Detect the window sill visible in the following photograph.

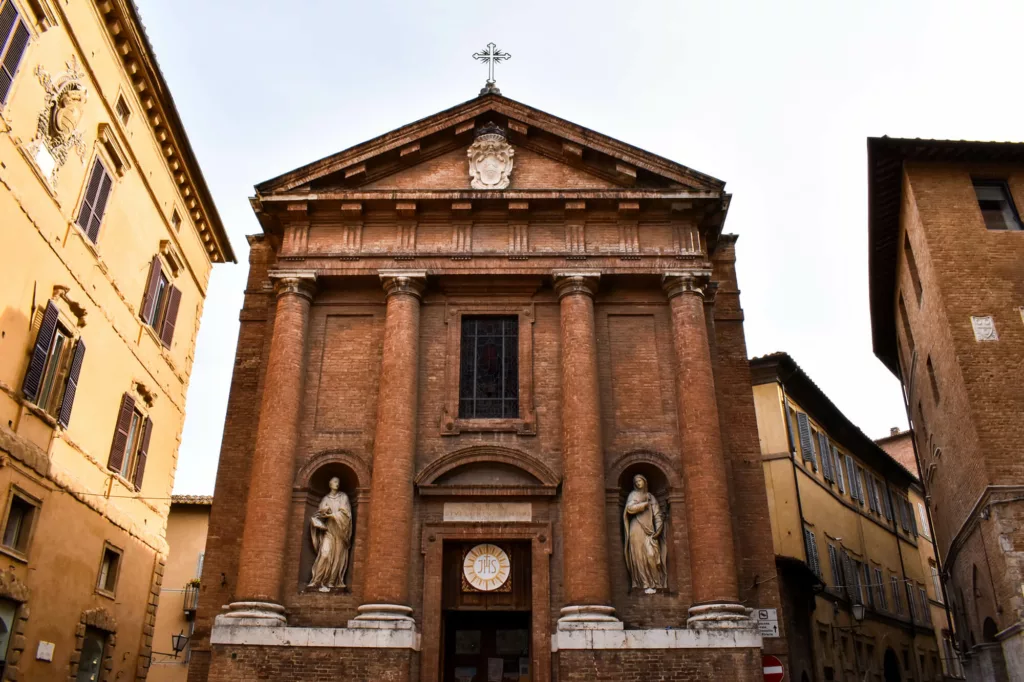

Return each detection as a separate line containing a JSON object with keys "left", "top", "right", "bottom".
{"left": 440, "top": 414, "right": 536, "bottom": 436}
{"left": 22, "top": 400, "right": 59, "bottom": 430}
{"left": 141, "top": 320, "right": 169, "bottom": 351}
{"left": 95, "top": 588, "right": 116, "bottom": 601}
{"left": 0, "top": 546, "right": 28, "bottom": 564}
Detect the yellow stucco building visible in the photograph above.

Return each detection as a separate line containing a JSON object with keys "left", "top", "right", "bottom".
{"left": 751, "top": 353, "right": 958, "bottom": 682}
{"left": 149, "top": 496, "right": 210, "bottom": 682}
{"left": 0, "top": 0, "right": 232, "bottom": 679}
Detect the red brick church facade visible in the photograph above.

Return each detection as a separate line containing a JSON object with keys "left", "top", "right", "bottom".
{"left": 187, "top": 90, "right": 786, "bottom": 681}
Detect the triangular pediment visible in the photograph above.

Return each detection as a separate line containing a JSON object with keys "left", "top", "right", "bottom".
{"left": 255, "top": 94, "right": 724, "bottom": 195}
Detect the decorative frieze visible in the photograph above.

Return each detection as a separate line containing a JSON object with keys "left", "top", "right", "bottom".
{"left": 565, "top": 201, "right": 587, "bottom": 257}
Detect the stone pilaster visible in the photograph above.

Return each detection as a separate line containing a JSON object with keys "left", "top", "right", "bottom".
{"left": 553, "top": 272, "right": 620, "bottom": 629}
{"left": 219, "top": 271, "right": 316, "bottom": 626}
{"left": 353, "top": 271, "right": 427, "bottom": 628}
{"left": 663, "top": 272, "right": 750, "bottom": 630}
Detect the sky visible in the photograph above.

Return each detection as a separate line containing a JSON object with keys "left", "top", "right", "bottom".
{"left": 138, "top": 0, "right": 1024, "bottom": 495}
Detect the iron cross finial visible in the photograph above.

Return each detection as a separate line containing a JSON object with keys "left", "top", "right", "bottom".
{"left": 473, "top": 43, "right": 511, "bottom": 89}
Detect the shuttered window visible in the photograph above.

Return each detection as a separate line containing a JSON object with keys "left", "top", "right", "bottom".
{"left": 862, "top": 563, "right": 874, "bottom": 607}
{"left": 76, "top": 159, "right": 113, "bottom": 243}
{"left": 140, "top": 256, "right": 182, "bottom": 348}
{"left": 0, "top": 1, "right": 30, "bottom": 105}
{"left": 846, "top": 456, "right": 861, "bottom": 504}
{"left": 107, "top": 393, "right": 152, "bottom": 490}
{"left": 21, "top": 301, "right": 86, "bottom": 427}
{"left": 919, "top": 588, "right": 931, "bottom": 623}
{"left": 818, "top": 432, "right": 834, "bottom": 482}
{"left": 907, "top": 499, "right": 918, "bottom": 537}
{"left": 803, "top": 528, "right": 821, "bottom": 577}
{"left": 833, "top": 446, "right": 846, "bottom": 494}
{"left": 875, "top": 568, "right": 887, "bottom": 610}
{"left": 898, "top": 497, "right": 911, "bottom": 532}
{"left": 827, "top": 544, "right": 842, "bottom": 589}
{"left": 795, "top": 412, "right": 817, "bottom": 471}
{"left": 881, "top": 480, "right": 894, "bottom": 520}
{"left": 891, "top": 576, "right": 902, "bottom": 614}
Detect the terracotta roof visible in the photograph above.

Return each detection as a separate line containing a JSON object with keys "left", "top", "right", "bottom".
{"left": 867, "top": 136, "right": 1024, "bottom": 375}
{"left": 171, "top": 495, "right": 213, "bottom": 506}
{"left": 749, "top": 352, "right": 918, "bottom": 486}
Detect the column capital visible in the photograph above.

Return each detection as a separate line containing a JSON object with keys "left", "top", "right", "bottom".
{"left": 662, "top": 271, "right": 711, "bottom": 300}
{"left": 553, "top": 271, "right": 600, "bottom": 300}
{"left": 379, "top": 270, "right": 427, "bottom": 300}
{"left": 269, "top": 270, "right": 317, "bottom": 301}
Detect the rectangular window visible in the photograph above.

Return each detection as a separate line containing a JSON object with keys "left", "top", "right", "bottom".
{"left": 833, "top": 445, "right": 846, "bottom": 494}
{"left": 107, "top": 393, "right": 152, "bottom": 490}
{"left": 803, "top": 528, "right": 821, "bottom": 577}
{"left": 891, "top": 576, "right": 903, "bottom": 614}
{"left": 860, "top": 562, "right": 872, "bottom": 607}
{"left": 898, "top": 293, "right": 915, "bottom": 356}
{"left": 171, "top": 209, "right": 182, "bottom": 232}
{"left": 846, "top": 456, "right": 862, "bottom": 504}
{"left": 919, "top": 587, "right": 931, "bottom": 623}
{"left": 458, "top": 316, "right": 519, "bottom": 419}
{"left": 930, "top": 561, "right": 943, "bottom": 603}
{"left": 917, "top": 502, "right": 931, "bottom": 539}
{"left": 75, "top": 159, "right": 113, "bottom": 243}
{"left": 76, "top": 626, "right": 107, "bottom": 682}
{"left": 96, "top": 544, "right": 122, "bottom": 595}
{"left": 0, "top": 1, "right": 30, "bottom": 105}
{"left": 880, "top": 479, "right": 894, "bottom": 521}
{"left": 140, "top": 256, "right": 182, "bottom": 348}
{"left": 827, "top": 543, "right": 842, "bottom": 589}
{"left": 115, "top": 94, "right": 130, "bottom": 125}
{"left": 903, "top": 234, "right": 923, "bottom": 304}
{"left": 875, "top": 568, "right": 887, "bottom": 610}
{"left": 818, "top": 432, "right": 834, "bottom": 482}
{"left": 21, "top": 302, "right": 86, "bottom": 427}
{"left": 973, "top": 180, "right": 1022, "bottom": 231}
{"left": 1, "top": 489, "right": 38, "bottom": 556}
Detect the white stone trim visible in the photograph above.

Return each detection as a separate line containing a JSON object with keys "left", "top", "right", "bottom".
{"left": 552, "top": 627, "right": 761, "bottom": 652}
{"left": 211, "top": 624, "right": 420, "bottom": 651}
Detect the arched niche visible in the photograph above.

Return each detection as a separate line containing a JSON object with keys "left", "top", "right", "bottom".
{"left": 607, "top": 450, "right": 680, "bottom": 496}
{"left": 294, "top": 451, "right": 365, "bottom": 592}
{"left": 416, "top": 446, "right": 559, "bottom": 497}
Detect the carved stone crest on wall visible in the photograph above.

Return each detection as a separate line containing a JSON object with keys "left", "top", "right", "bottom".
{"left": 467, "top": 121, "right": 514, "bottom": 190}
{"left": 27, "top": 56, "right": 88, "bottom": 181}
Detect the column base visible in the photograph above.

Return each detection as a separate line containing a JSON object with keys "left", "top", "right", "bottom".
{"left": 686, "top": 602, "right": 754, "bottom": 630}
{"left": 349, "top": 603, "right": 417, "bottom": 630}
{"left": 214, "top": 601, "right": 287, "bottom": 627}
{"left": 556, "top": 605, "right": 623, "bottom": 631}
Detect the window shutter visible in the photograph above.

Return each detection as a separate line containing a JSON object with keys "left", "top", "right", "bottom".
{"left": 803, "top": 528, "right": 820, "bottom": 576}
{"left": 899, "top": 498, "right": 910, "bottom": 531}
{"left": 107, "top": 393, "right": 135, "bottom": 473}
{"left": 864, "top": 475, "right": 875, "bottom": 512}
{"left": 881, "top": 481, "right": 894, "bottom": 520}
{"left": 141, "top": 256, "right": 162, "bottom": 324}
{"left": 908, "top": 500, "right": 918, "bottom": 536}
{"left": 796, "top": 413, "right": 816, "bottom": 470}
{"left": 818, "top": 433, "right": 833, "bottom": 481}
{"left": 827, "top": 544, "right": 839, "bottom": 588}
{"left": 833, "top": 446, "right": 845, "bottom": 493}
{"left": 159, "top": 285, "right": 181, "bottom": 348}
{"left": 132, "top": 417, "right": 151, "bottom": 490}
{"left": 0, "top": 7, "right": 28, "bottom": 105}
{"left": 863, "top": 564, "right": 873, "bottom": 607}
{"left": 919, "top": 588, "right": 930, "bottom": 622}
{"left": 876, "top": 569, "right": 887, "bottom": 609}
{"left": 56, "top": 338, "right": 86, "bottom": 428}
{"left": 22, "top": 301, "right": 59, "bottom": 402}
{"left": 845, "top": 456, "right": 859, "bottom": 502}
{"left": 86, "top": 170, "right": 113, "bottom": 242}
{"left": 76, "top": 161, "right": 105, "bottom": 233}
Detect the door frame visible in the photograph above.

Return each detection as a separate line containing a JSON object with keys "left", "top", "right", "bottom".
{"left": 420, "top": 521, "right": 552, "bottom": 682}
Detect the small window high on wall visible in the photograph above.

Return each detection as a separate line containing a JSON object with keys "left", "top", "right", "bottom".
{"left": 458, "top": 316, "right": 519, "bottom": 419}
{"left": 973, "top": 180, "right": 1022, "bottom": 231}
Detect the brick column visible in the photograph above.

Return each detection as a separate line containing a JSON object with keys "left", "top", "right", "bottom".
{"left": 352, "top": 271, "right": 427, "bottom": 628}
{"left": 663, "top": 272, "right": 750, "bottom": 629}
{"left": 220, "top": 272, "right": 316, "bottom": 626}
{"left": 553, "top": 272, "right": 620, "bottom": 628}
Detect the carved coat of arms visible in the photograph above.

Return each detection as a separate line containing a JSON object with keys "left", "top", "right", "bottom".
{"left": 27, "top": 56, "right": 88, "bottom": 181}
{"left": 467, "top": 121, "right": 514, "bottom": 190}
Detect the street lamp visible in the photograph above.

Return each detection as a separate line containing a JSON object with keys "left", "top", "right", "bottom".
{"left": 851, "top": 603, "right": 866, "bottom": 623}
{"left": 171, "top": 631, "right": 189, "bottom": 658}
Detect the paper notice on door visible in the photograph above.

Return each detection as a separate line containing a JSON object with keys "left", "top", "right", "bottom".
{"left": 454, "top": 666, "right": 476, "bottom": 682}
{"left": 487, "top": 657, "right": 503, "bottom": 681}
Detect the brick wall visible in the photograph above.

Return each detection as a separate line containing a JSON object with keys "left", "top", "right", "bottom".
{"left": 207, "top": 645, "right": 414, "bottom": 682}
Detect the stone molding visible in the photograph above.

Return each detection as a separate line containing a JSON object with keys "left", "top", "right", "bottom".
{"left": 269, "top": 270, "right": 317, "bottom": 301}
{"left": 551, "top": 626, "right": 762, "bottom": 652}
{"left": 379, "top": 270, "right": 427, "bottom": 299}
{"left": 662, "top": 271, "right": 712, "bottom": 300}
{"left": 210, "top": 624, "right": 420, "bottom": 651}
{"left": 687, "top": 603, "right": 755, "bottom": 630}
{"left": 215, "top": 601, "right": 287, "bottom": 627}
{"left": 552, "top": 271, "right": 600, "bottom": 299}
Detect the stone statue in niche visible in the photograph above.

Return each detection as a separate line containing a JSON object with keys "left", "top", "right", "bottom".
{"left": 307, "top": 476, "right": 352, "bottom": 592}
{"left": 623, "top": 474, "right": 667, "bottom": 593}
{"left": 467, "top": 121, "right": 514, "bottom": 190}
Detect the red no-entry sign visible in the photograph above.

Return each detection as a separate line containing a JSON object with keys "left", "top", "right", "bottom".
{"left": 763, "top": 655, "right": 784, "bottom": 682}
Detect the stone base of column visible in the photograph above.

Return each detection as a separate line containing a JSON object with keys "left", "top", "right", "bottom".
{"left": 214, "top": 601, "right": 287, "bottom": 627}
{"left": 349, "top": 603, "right": 417, "bottom": 630}
{"left": 556, "top": 605, "right": 623, "bottom": 631}
{"left": 686, "top": 603, "right": 754, "bottom": 630}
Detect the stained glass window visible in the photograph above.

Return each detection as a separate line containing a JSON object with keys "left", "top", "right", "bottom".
{"left": 459, "top": 316, "right": 519, "bottom": 419}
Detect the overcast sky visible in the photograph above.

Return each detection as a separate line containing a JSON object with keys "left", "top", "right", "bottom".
{"left": 139, "top": 0, "right": 1024, "bottom": 495}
